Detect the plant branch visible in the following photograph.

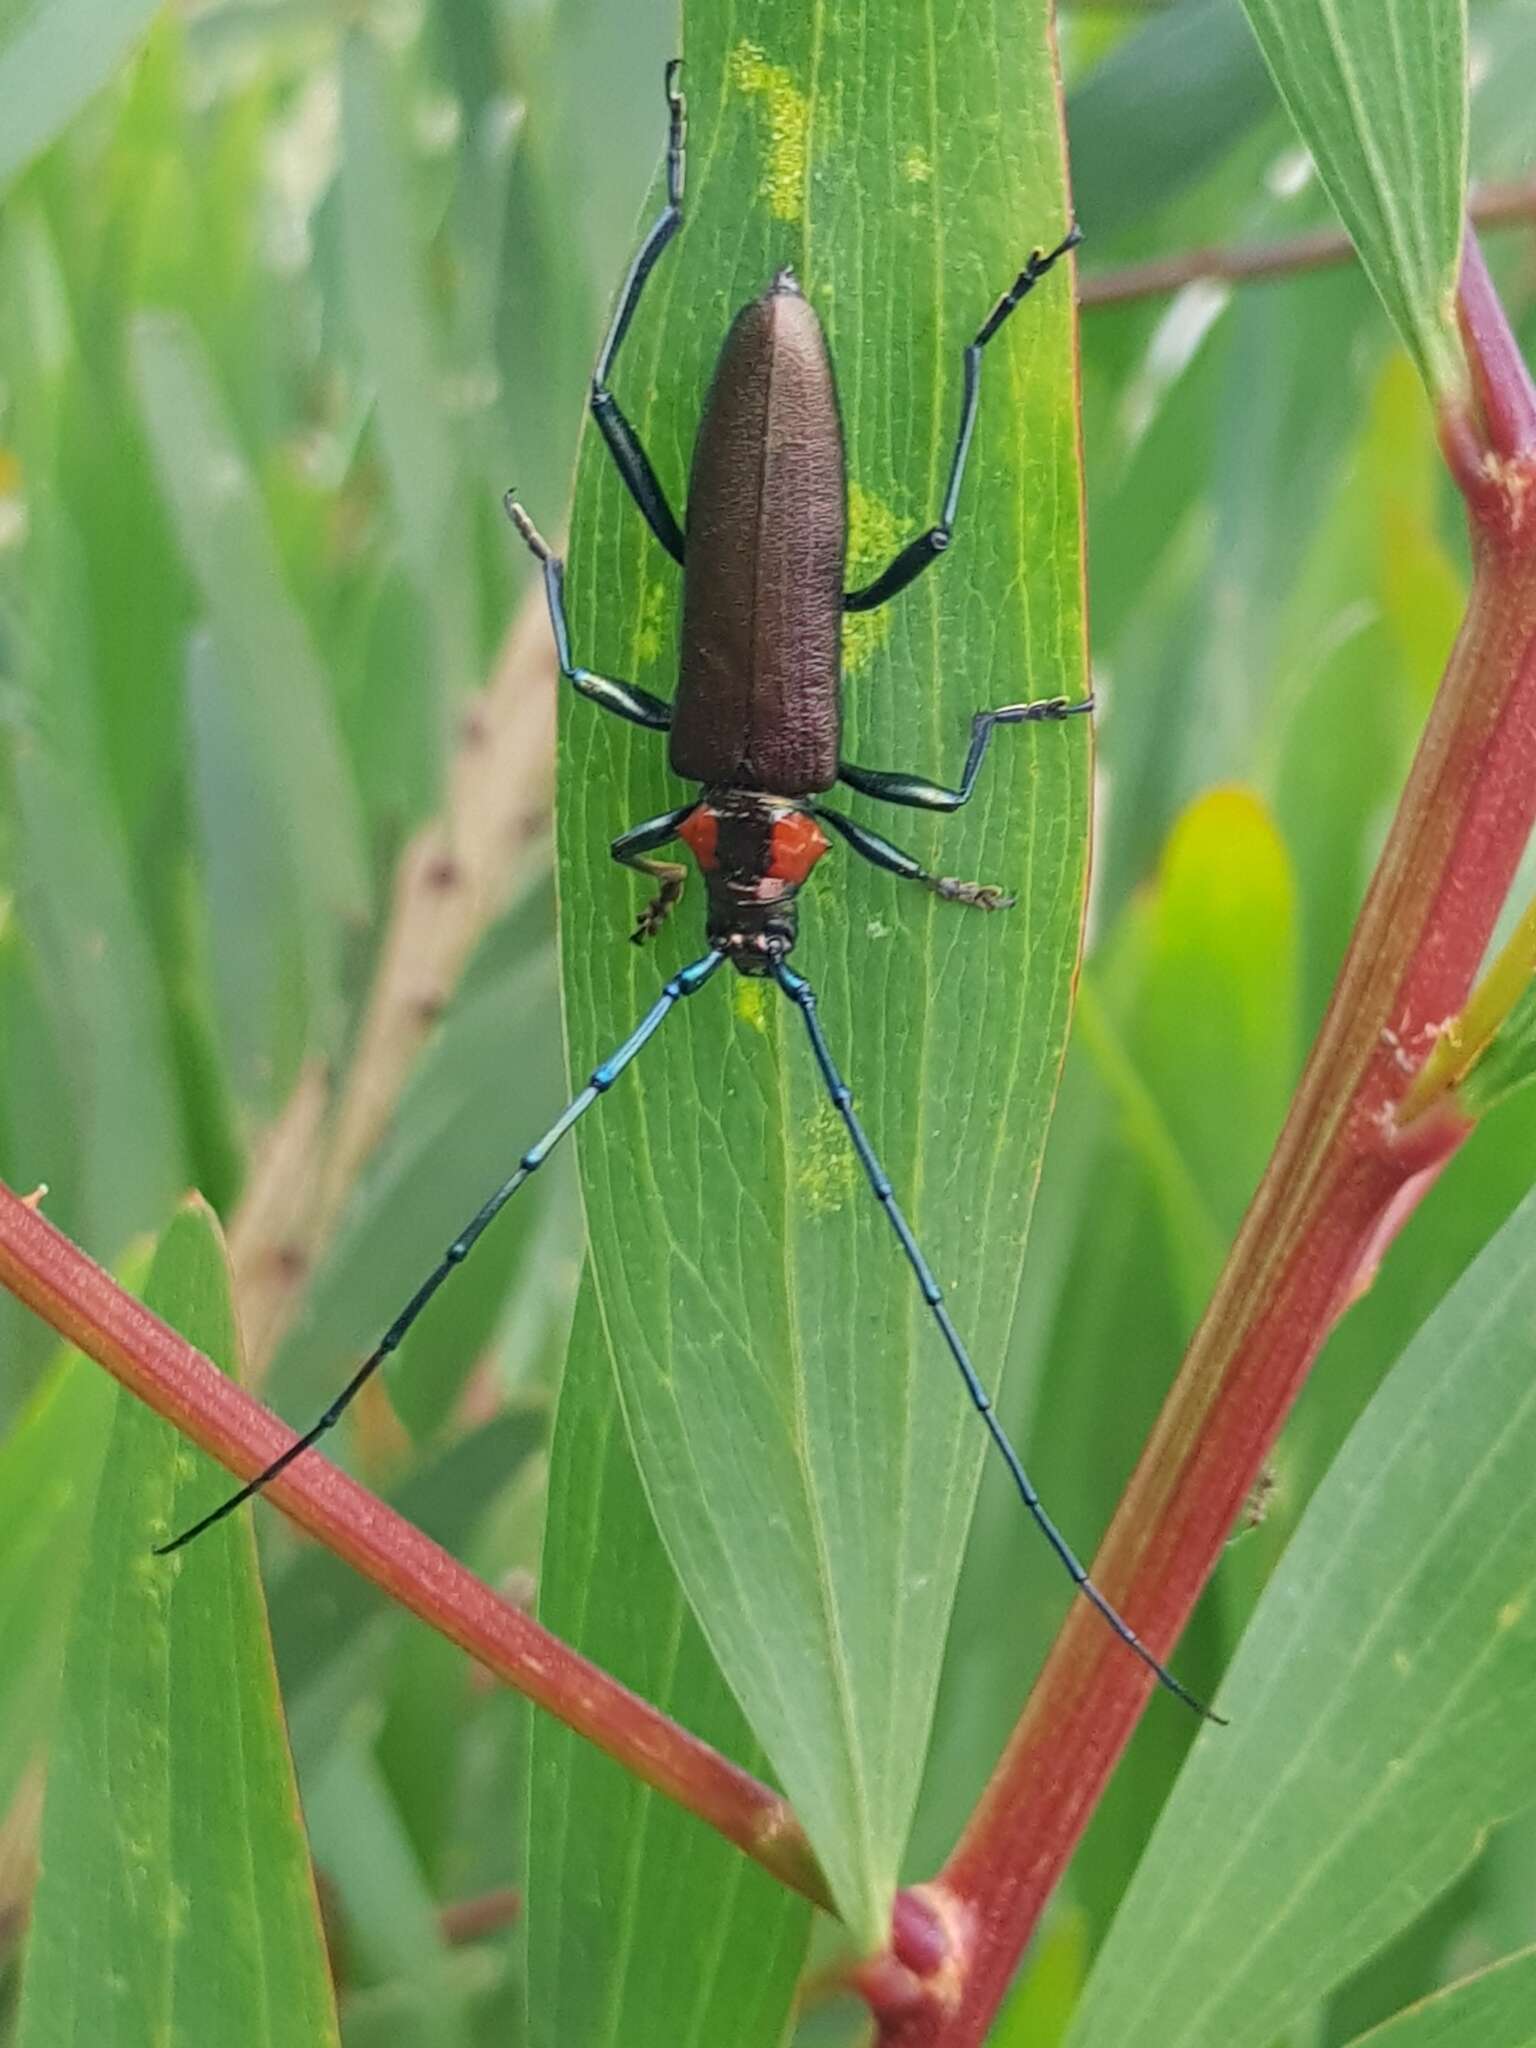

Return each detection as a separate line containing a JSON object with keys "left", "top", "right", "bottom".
{"left": 0, "top": 1180, "right": 830, "bottom": 1914}
{"left": 1080, "top": 178, "right": 1536, "bottom": 310}
{"left": 867, "top": 232, "right": 1536, "bottom": 2046}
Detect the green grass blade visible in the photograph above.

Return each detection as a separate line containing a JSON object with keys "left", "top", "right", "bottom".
{"left": 0, "top": 0, "right": 160, "bottom": 191}
{"left": 0, "top": 1355, "right": 113, "bottom": 1822}
{"left": 15, "top": 1202, "right": 339, "bottom": 2048}
{"left": 1065, "top": 1178, "right": 1536, "bottom": 2048}
{"left": 557, "top": 2, "right": 1086, "bottom": 1941}
{"left": 526, "top": 1284, "right": 810, "bottom": 2048}
{"left": 130, "top": 312, "right": 370, "bottom": 1031}
{"left": 1341, "top": 1947, "right": 1536, "bottom": 2048}
{"left": 1237, "top": 0, "right": 1468, "bottom": 396}
{"left": 305, "top": 1739, "right": 472, "bottom": 2048}
{"left": 1461, "top": 981, "right": 1536, "bottom": 1120}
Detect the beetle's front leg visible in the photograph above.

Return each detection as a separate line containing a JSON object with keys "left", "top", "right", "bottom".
{"left": 613, "top": 803, "right": 697, "bottom": 944}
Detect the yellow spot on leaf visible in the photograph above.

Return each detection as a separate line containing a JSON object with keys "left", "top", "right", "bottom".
{"left": 732, "top": 977, "right": 771, "bottom": 1032}
{"left": 798, "top": 1103, "right": 854, "bottom": 1215}
{"left": 728, "top": 41, "right": 809, "bottom": 222}
{"left": 844, "top": 480, "right": 902, "bottom": 671}
{"left": 635, "top": 578, "right": 669, "bottom": 664}
{"left": 1498, "top": 1596, "right": 1527, "bottom": 1631}
{"left": 903, "top": 147, "right": 933, "bottom": 184}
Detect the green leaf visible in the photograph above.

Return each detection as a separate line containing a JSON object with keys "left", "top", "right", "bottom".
{"left": 337, "top": 27, "right": 478, "bottom": 705}
{"left": 1068, "top": 0, "right": 1278, "bottom": 232}
{"left": 0, "top": 1354, "right": 113, "bottom": 1821}
{"left": 1132, "top": 786, "right": 1298, "bottom": 1248}
{"left": 0, "top": 0, "right": 161, "bottom": 191}
{"left": 16, "top": 1202, "right": 339, "bottom": 2048}
{"left": 526, "top": 1284, "right": 810, "bottom": 2048}
{"left": 994, "top": 1908, "right": 1090, "bottom": 2048}
{"left": 305, "top": 1738, "right": 473, "bottom": 2048}
{"left": 1341, "top": 1947, "right": 1536, "bottom": 2048}
{"left": 1461, "top": 979, "right": 1536, "bottom": 1121}
{"left": 130, "top": 311, "right": 370, "bottom": 1045}
{"left": 1065, "top": 1178, "right": 1536, "bottom": 2048}
{"left": 1236, "top": 0, "right": 1468, "bottom": 396}
{"left": 557, "top": 3, "right": 1087, "bottom": 1941}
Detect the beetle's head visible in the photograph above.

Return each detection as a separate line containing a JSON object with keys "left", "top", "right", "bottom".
{"left": 715, "top": 903, "right": 799, "bottom": 976}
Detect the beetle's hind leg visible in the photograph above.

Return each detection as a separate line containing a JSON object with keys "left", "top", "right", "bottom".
{"left": 504, "top": 497, "right": 674, "bottom": 732}
{"left": 614, "top": 803, "right": 697, "bottom": 943}
{"left": 815, "top": 806, "right": 1014, "bottom": 911}
{"left": 590, "top": 62, "right": 688, "bottom": 567}
{"left": 843, "top": 225, "right": 1081, "bottom": 614}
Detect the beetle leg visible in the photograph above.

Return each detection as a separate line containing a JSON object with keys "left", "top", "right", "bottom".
{"left": 589, "top": 62, "right": 688, "bottom": 566}
{"left": 815, "top": 805, "right": 1013, "bottom": 910}
{"left": 837, "top": 693, "right": 1093, "bottom": 812}
{"left": 504, "top": 497, "right": 674, "bottom": 731}
{"left": 613, "top": 802, "right": 697, "bottom": 943}
{"left": 155, "top": 947, "right": 728, "bottom": 1554}
{"left": 843, "top": 225, "right": 1081, "bottom": 614}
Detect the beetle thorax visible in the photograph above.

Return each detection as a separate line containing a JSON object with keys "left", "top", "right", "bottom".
{"left": 678, "top": 788, "right": 831, "bottom": 975}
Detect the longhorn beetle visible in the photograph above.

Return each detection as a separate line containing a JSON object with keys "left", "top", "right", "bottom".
{"left": 163, "top": 65, "right": 1213, "bottom": 1721}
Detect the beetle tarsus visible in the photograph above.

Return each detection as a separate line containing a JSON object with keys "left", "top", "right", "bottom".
{"left": 503, "top": 492, "right": 551, "bottom": 563}
{"left": 989, "top": 693, "right": 1087, "bottom": 726}
{"left": 663, "top": 59, "right": 686, "bottom": 203}
{"left": 927, "top": 876, "right": 1016, "bottom": 911}
{"left": 977, "top": 222, "right": 1084, "bottom": 346}
{"left": 631, "top": 872, "right": 687, "bottom": 944}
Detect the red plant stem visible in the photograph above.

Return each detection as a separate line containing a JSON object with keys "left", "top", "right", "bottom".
{"left": 871, "top": 236, "right": 1536, "bottom": 2045}
{"left": 0, "top": 1183, "right": 830, "bottom": 1914}
{"left": 439, "top": 1887, "right": 522, "bottom": 1944}
{"left": 1079, "top": 176, "right": 1536, "bottom": 309}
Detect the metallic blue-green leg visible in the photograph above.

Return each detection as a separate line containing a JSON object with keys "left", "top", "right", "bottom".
{"left": 589, "top": 61, "right": 687, "bottom": 565}
{"left": 157, "top": 949, "right": 727, "bottom": 1554}
{"left": 838, "top": 693, "right": 1092, "bottom": 813}
{"left": 504, "top": 496, "right": 673, "bottom": 731}
{"left": 843, "top": 225, "right": 1082, "bottom": 614}
{"left": 770, "top": 959, "right": 1219, "bottom": 1723}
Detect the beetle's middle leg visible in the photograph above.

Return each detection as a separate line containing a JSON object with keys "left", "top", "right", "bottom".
{"left": 504, "top": 497, "right": 674, "bottom": 733}
{"left": 589, "top": 61, "right": 688, "bottom": 567}
{"left": 613, "top": 803, "right": 697, "bottom": 944}
{"left": 838, "top": 693, "right": 1092, "bottom": 813}
{"left": 843, "top": 225, "right": 1081, "bottom": 615}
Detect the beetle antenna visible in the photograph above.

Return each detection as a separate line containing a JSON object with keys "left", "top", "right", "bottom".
{"left": 771, "top": 959, "right": 1222, "bottom": 1723}
{"left": 157, "top": 949, "right": 727, "bottom": 1555}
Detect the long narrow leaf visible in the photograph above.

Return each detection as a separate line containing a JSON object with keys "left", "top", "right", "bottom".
{"left": 527, "top": 1284, "right": 810, "bottom": 2048}
{"left": 557, "top": 0, "right": 1087, "bottom": 1940}
{"left": 16, "top": 1203, "right": 338, "bottom": 2048}
{"left": 1067, "top": 1179, "right": 1536, "bottom": 2048}
{"left": 1237, "top": 0, "right": 1468, "bottom": 396}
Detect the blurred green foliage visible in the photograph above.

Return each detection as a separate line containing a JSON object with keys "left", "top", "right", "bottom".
{"left": 2, "top": 1, "right": 1536, "bottom": 2044}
